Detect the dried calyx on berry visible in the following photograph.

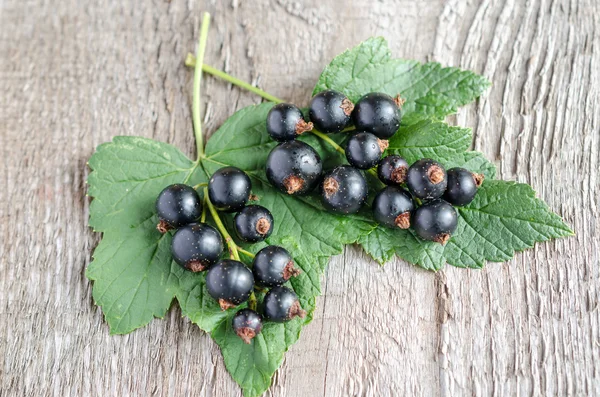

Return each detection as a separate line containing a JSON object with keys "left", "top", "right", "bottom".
{"left": 262, "top": 286, "right": 306, "bottom": 322}
{"left": 206, "top": 260, "right": 254, "bottom": 310}
{"left": 378, "top": 155, "right": 409, "bottom": 185}
{"left": 266, "top": 140, "right": 323, "bottom": 195}
{"left": 232, "top": 309, "right": 263, "bottom": 344}
{"left": 309, "top": 90, "right": 353, "bottom": 134}
{"left": 406, "top": 158, "right": 448, "bottom": 200}
{"left": 443, "top": 167, "right": 484, "bottom": 206}
{"left": 171, "top": 223, "right": 223, "bottom": 272}
{"left": 321, "top": 165, "right": 368, "bottom": 214}
{"left": 351, "top": 92, "right": 404, "bottom": 139}
{"left": 234, "top": 205, "right": 273, "bottom": 243}
{"left": 412, "top": 199, "right": 458, "bottom": 245}
{"left": 253, "top": 246, "right": 301, "bottom": 288}
{"left": 266, "top": 103, "right": 313, "bottom": 142}
{"left": 155, "top": 184, "right": 202, "bottom": 232}
{"left": 345, "top": 131, "right": 388, "bottom": 170}
{"left": 372, "top": 186, "right": 415, "bottom": 229}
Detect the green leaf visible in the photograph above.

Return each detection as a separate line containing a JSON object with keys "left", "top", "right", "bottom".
{"left": 87, "top": 137, "right": 206, "bottom": 334}
{"left": 86, "top": 37, "right": 572, "bottom": 397}
{"left": 359, "top": 180, "right": 574, "bottom": 269}
{"left": 445, "top": 181, "right": 574, "bottom": 268}
{"left": 313, "top": 37, "right": 491, "bottom": 125}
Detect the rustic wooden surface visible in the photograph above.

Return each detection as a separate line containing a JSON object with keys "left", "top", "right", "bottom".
{"left": 1, "top": 0, "right": 598, "bottom": 396}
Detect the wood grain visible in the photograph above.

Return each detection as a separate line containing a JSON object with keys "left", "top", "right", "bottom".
{"left": 0, "top": 0, "right": 597, "bottom": 396}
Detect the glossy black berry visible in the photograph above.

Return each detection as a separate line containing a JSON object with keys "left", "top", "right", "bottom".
{"left": 208, "top": 166, "right": 252, "bottom": 213}
{"left": 266, "top": 103, "right": 313, "bottom": 142}
{"left": 372, "top": 186, "right": 415, "bottom": 229}
{"left": 206, "top": 260, "right": 254, "bottom": 310}
{"left": 443, "top": 168, "right": 484, "bottom": 206}
{"left": 308, "top": 90, "right": 354, "bottom": 133}
{"left": 155, "top": 184, "right": 202, "bottom": 232}
{"left": 171, "top": 223, "right": 224, "bottom": 272}
{"left": 266, "top": 140, "right": 323, "bottom": 195}
{"left": 406, "top": 159, "right": 447, "bottom": 200}
{"left": 351, "top": 92, "right": 402, "bottom": 138}
{"left": 321, "top": 165, "right": 368, "bottom": 214}
{"left": 378, "top": 155, "right": 409, "bottom": 185}
{"left": 232, "top": 309, "right": 263, "bottom": 344}
{"left": 252, "top": 246, "right": 300, "bottom": 288}
{"left": 262, "top": 286, "right": 306, "bottom": 323}
{"left": 345, "top": 131, "right": 388, "bottom": 170}
{"left": 412, "top": 199, "right": 458, "bottom": 245}
{"left": 234, "top": 205, "right": 273, "bottom": 243}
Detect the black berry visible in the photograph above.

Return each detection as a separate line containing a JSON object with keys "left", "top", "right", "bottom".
{"left": 443, "top": 167, "right": 484, "bottom": 206}
{"left": 262, "top": 286, "right": 306, "bottom": 323}
{"left": 234, "top": 205, "right": 273, "bottom": 243}
{"left": 266, "top": 103, "right": 313, "bottom": 142}
{"left": 406, "top": 159, "right": 447, "bottom": 200}
{"left": 266, "top": 140, "right": 323, "bottom": 195}
{"left": 208, "top": 166, "right": 252, "bottom": 213}
{"left": 252, "top": 246, "right": 300, "bottom": 288}
{"left": 232, "top": 308, "right": 263, "bottom": 344}
{"left": 155, "top": 184, "right": 202, "bottom": 232}
{"left": 206, "top": 260, "right": 254, "bottom": 310}
{"left": 351, "top": 92, "right": 403, "bottom": 138}
{"left": 412, "top": 199, "right": 458, "bottom": 245}
{"left": 171, "top": 223, "right": 224, "bottom": 272}
{"left": 308, "top": 90, "right": 354, "bottom": 133}
{"left": 372, "top": 186, "right": 415, "bottom": 229}
{"left": 345, "top": 131, "right": 388, "bottom": 170}
{"left": 321, "top": 165, "right": 368, "bottom": 214}
{"left": 378, "top": 155, "right": 409, "bottom": 185}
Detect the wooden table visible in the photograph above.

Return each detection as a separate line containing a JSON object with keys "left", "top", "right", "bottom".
{"left": 1, "top": 1, "right": 598, "bottom": 395}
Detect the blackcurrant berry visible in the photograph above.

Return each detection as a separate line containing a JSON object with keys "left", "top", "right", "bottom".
{"left": 262, "top": 286, "right": 306, "bottom": 322}
{"left": 345, "top": 131, "right": 388, "bottom": 170}
{"left": 372, "top": 186, "right": 415, "bottom": 229}
{"left": 208, "top": 166, "right": 252, "bottom": 213}
{"left": 171, "top": 223, "right": 224, "bottom": 272}
{"left": 412, "top": 199, "right": 458, "bottom": 245}
{"left": 266, "top": 103, "right": 313, "bottom": 142}
{"left": 309, "top": 90, "right": 354, "bottom": 133}
{"left": 234, "top": 205, "right": 273, "bottom": 243}
{"left": 321, "top": 165, "right": 368, "bottom": 214}
{"left": 406, "top": 159, "right": 447, "bottom": 200}
{"left": 378, "top": 155, "right": 409, "bottom": 185}
{"left": 252, "top": 246, "right": 300, "bottom": 288}
{"left": 206, "top": 260, "right": 254, "bottom": 310}
{"left": 232, "top": 308, "right": 263, "bottom": 344}
{"left": 155, "top": 184, "right": 202, "bottom": 232}
{"left": 351, "top": 92, "right": 403, "bottom": 138}
{"left": 266, "top": 140, "right": 323, "bottom": 195}
{"left": 443, "top": 167, "right": 484, "bottom": 206}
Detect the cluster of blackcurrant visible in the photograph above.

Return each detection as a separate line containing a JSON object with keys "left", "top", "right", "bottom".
{"left": 264, "top": 89, "right": 484, "bottom": 244}
{"left": 154, "top": 168, "right": 305, "bottom": 344}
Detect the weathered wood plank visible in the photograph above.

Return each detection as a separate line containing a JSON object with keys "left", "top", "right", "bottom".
{"left": 0, "top": 0, "right": 596, "bottom": 396}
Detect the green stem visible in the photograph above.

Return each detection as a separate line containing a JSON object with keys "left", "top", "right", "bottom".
{"left": 192, "top": 13, "right": 211, "bottom": 159}
{"left": 204, "top": 187, "right": 240, "bottom": 261}
{"left": 238, "top": 247, "right": 256, "bottom": 259}
{"left": 193, "top": 182, "right": 208, "bottom": 189}
{"left": 186, "top": 55, "right": 284, "bottom": 104}
{"left": 248, "top": 292, "right": 257, "bottom": 311}
{"left": 201, "top": 195, "right": 208, "bottom": 223}
{"left": 187, "top": 53, "right": 350, "bottom": 163}
{"left": 310, "top": 129, "right": 345, "bottom": 155}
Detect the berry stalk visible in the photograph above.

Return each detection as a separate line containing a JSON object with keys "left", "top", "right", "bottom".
{"left": 185, "top": 55, "right": 284, "bottom": 104}
{"left": 184, "top": 56, "right": 352, "bottom": 160}
{"left": 203, "top": 187, "right": 240, "bottom": 261}
{"left": 192, "top": 13, "right": 211, "bottom": 159}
